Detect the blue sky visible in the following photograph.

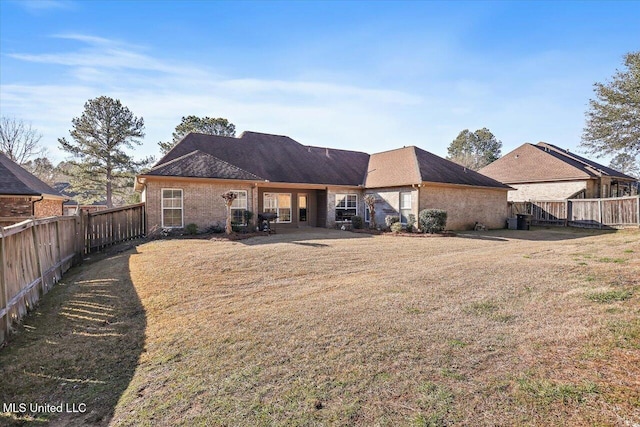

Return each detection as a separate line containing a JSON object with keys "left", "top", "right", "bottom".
{"left": 1, "top": 0, "right": 639, "bottom": 165}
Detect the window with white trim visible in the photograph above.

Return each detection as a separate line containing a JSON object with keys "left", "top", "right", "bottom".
{"left": 263, "top": 193, "right": 292, "bottom": 223}
{"left": 400, "top": 192, "right": 412, "bottom": 224}
{"left": 335, "top": 193, "right": 357, "bottom": 222}
{"left": 364, "top": 199, "right": 371, "bottom": 223}
{"left": 231, "top": 190, "right": 248, "bottom": 225}
{"left": 162, "top": 188, "right": 183, "bottom": 228}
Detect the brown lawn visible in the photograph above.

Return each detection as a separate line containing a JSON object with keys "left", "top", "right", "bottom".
{"left": 1, "top": 227, "right": 639, "bottom": 426}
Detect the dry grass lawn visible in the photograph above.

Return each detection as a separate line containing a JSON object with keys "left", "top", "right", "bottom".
{"left": 1, "top": 227, "right": 639, "bottom": 426}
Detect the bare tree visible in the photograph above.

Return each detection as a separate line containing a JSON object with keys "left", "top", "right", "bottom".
{"left": 0, "top": 116, "right": 45, "bottom": 163}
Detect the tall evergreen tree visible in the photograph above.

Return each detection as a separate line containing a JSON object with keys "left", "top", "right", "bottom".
{"left": 58, "top": 96, "right": 150, "bottom": 208}
{"left": 581, "top": 51, "right": 640, "bottom": 157}
{"left": 447, "top": 128, "right": 502, "bottom": 170}
{"left": 158, "top": 116, "right": 236, "bottom": 155}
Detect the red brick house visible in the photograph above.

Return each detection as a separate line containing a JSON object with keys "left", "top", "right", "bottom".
{"left": 135, "top": 131, "right": 511, "bottom": 233}
{"left": 0, "top": 152, "right": 66, "bottom": 226}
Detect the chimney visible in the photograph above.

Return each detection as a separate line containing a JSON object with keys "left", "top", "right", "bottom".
{"left": 325, "top": 147, "right": 330, "bottom": 158}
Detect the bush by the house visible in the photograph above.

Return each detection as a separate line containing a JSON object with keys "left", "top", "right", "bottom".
{"left": 419, "top": 209, "right": 447, "bottom": 234}
{"left": 207, "top": 223, "right": 224, "bottom": 234}
{"left": 385, "top": 215, "right": 400, "bottom": 228}
{"left": 351, "top": 215, "right": 363, "bottom": 229}
{"left": 390, "top": 222, "right": 403, "bottom": 233}
{"left": 185, "top": 223, "right": 198, "bottom": 235}
{"left": 406, "top": 214, "right": 416, "bottom": 233}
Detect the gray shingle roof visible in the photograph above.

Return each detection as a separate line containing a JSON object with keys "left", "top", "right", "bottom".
{"left": 154, "top": 131, "right": 370, "bottom": 186}
{"left": 148, "top": 150, "right": 264, "bottom": 181}
{"left": 0, "top": 152, "right": 63, "bottom": 197}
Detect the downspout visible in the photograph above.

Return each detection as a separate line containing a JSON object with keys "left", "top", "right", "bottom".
{"left": 31, "top": 196, "right": 44, "bottom": 217}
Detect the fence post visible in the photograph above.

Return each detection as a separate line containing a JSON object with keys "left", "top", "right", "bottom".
{"left": 637, "top": 196, "right": 640, "bottom": 228}
{"left": 564, "top": 200, "right": 569, "bottom": 227}
{"left": 598, "top": 199, "right": 603, "bottom": 229}
{"left": 31, "top": 221, "right": 46, "bottom": 294}
{"left": 1, "top": 226, "right": 8, "bottom": 341}
{"left": 75, "top": 213, "right": 84, "bottom": 264}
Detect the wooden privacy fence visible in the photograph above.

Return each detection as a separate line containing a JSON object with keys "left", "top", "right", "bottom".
{"left": 84, "top": 203, "right": 145, "bottom": 254}
{"left": 0, "top": 203, "right": 146, "bottom": 344}
{"left": 509, "top": 196, "right": 640, "bottom": 228}
{"left": 0, "top": 216, "right": 81, "bottom": 343}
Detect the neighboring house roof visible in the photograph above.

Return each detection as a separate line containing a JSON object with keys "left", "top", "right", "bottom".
{"left": 479, "top": 142, "right": 637, "bottom": 184}
{"left": 365, "top": 146, "right": 511, "bottom": 189}
{"left": 53, "top": 182, "right": 107, "bottom": 206}
{"left": 0, "top": 152, "right": 64, "bottom": 198}
{"left": 153, "top": 131, "right": 370, "bottom": 186}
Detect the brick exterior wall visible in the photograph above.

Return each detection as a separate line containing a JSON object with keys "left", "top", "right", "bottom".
{"left": 34, "top": 198, "right": 64, "bottom": 217}
{"left": 0, "top": 197, "right": 32, "bottom": 217}
{"left": 326, "top": 188, "right": 364, "bottom": 229}
{"left": 419, "top": 185, "right": 508, "bottom": 230}
{"left": 507, "top": 180, "right": 590, "bottom": 202}
{"left": 144, "top": 180, "right": 255, "bottom": 235}
{"left": 363, "top": 187, "right": 418, "bottom": 227}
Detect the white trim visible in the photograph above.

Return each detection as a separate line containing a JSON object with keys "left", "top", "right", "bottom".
{"left": 400, "top": 191, "right": 412, "bottom": 224}
{"left": 335, "top": 193, "right": 358, "bottom": 222}
{"left": 161, "top": 188, "right": 183, "bottom": 228}
{"left": 263, "top": 192, "right": 292, "bottom": 223}
{"left": 230, "top": 190, "right": 248, "bottom": 225}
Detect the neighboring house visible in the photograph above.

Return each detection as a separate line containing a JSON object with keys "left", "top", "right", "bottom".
{"left": 134, "top": 131, "right": 511, "bottom": 233}
{"left": 0, "top": 152, "right": 66, "bottom": 226}
{"left": 53, "top": 182, "right": 108, "bottom": 216}
{"left": 479, "top": 142, "right": 638, "bottom": 202}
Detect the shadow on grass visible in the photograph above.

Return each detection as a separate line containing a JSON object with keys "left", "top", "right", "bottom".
{"left": 458, "top": 227, "right": 619, "bottom": 242}
{"left": 0, "top": 249, "right": 145, "bottom": 426}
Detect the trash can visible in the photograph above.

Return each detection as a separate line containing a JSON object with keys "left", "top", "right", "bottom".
{"left": 516, "top": 214, "right": 532, "bottom": 230}
{"left": 507, "top": 218, "right": 518, "bottom": 230}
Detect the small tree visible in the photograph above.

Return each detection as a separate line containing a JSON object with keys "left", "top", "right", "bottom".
{"left": 0, "top": 116, "right": 45, "bottom": 163}
{"left": 221, "top": 191, "right": 237, "bottom": 234}
{"left": 419, "top": 209, "right": 448, "bottom": 234}
{"left": 363, "top": 194, "right": 376, "bottom": 229}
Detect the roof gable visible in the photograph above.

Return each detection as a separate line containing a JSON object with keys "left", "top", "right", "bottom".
{"left": 0, "top": 152, "right": 62, "bottom": 197}
{"left": 154, "top": 131, "right": 370, "bottom": 186}
{"left": 479, "top": 143, "right": 637, "bottom": 183}
{"left": 365, "top": 147, "right": 422, "bottom": 187}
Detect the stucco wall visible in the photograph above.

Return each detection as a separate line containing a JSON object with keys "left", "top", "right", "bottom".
{"left": 419, "top": 185, "right": 508, "bottom": 230}
{"left": 144, "top": 180, "right": 255, "bottom": 235}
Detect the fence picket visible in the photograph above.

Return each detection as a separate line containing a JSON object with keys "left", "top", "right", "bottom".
{"left": 0, "top": 203, "right": 146, "bottom": 344}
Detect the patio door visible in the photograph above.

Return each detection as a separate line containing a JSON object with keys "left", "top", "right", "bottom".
{"left": 298, "top": 194, "right": 308, "bottom": 225}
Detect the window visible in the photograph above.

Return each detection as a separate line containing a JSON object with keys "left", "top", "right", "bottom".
{"left": 263, "top": 193, "right": 292, "bottom": 223}
{"left": 400, "top": 192, "right": 412, "bottom": 223}
{"left": 231, "top": 190, "right": 248, "bottom": 225}
{"left": 162, "top": 189, "right": 183, "bottom": 228}
{"left": 335, "top": 193, "right": 357, "bottom": 222}
{"left": 299, "top": 194, "right": 307, "bottom": 222}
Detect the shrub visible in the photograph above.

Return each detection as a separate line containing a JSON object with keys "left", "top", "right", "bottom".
{"left": 406, "top": 214, "right": 416, "bottom": 232}
{"left": 390, "top": 222, "right": 403, "bottom": 233}
{"left": 185, "top": 223, "right": 198, "bottom": 235}
{"left": 243, "top": 210, "right": 254, "bottom": 224}
{"left": 385, "top": 215, "right": 400, "bottom": 227}
{"left": 419, "top": 209, "right": 447, "bottom": 234}
{"left": 207, "top": 223, "right": 224, "bottom": 234}
{"left": 351, "top": 215, "right": 363, "bottom": 229}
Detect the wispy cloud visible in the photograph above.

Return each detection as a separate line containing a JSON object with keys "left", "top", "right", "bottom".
{"left": 13, "top": 0, "right": 73, "bottom": 12}
{"left": 1, "top": 33, "right": 426, "bottom": 162}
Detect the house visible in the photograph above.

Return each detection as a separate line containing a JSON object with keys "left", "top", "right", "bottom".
{"left": 0, "top": 152, "right": 66, "bottom": 226}
{"left": 53, "top": 182, "right": 108, "bottom": 216}
{"left": 478, "top": 142, "right": 638, "bottom": 202}
{"left": 134, "top": 131, "right": 511, "bottom": 233}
